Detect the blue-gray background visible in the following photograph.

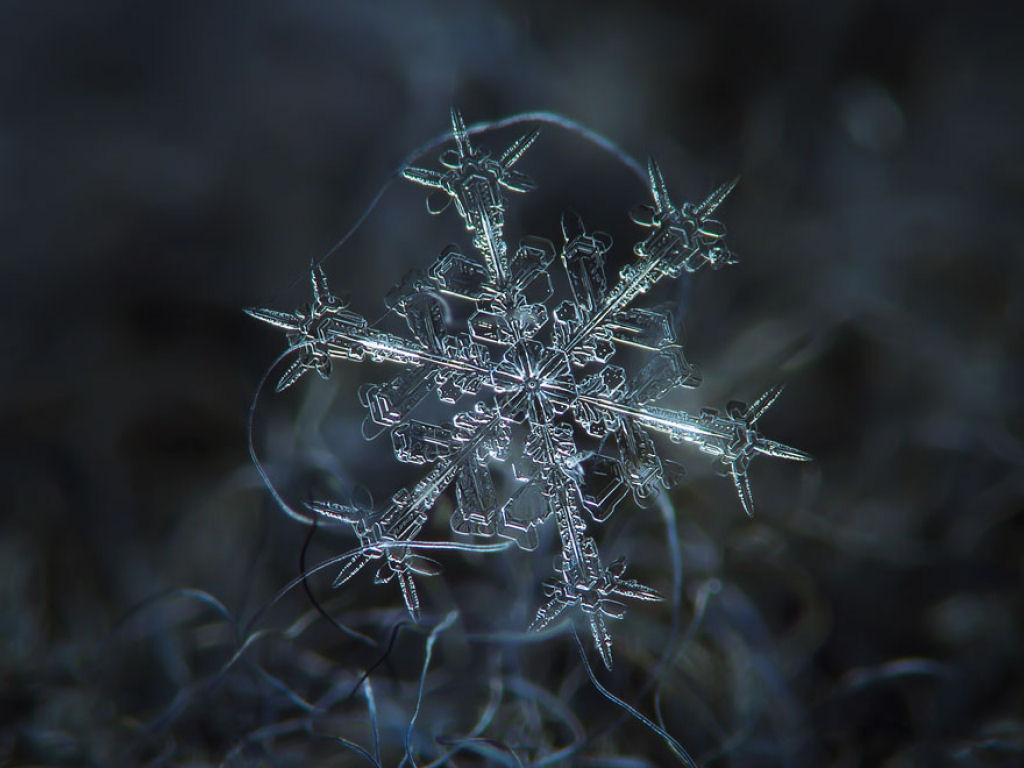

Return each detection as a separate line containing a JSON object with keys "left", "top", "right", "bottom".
{"left": 1, "top": 1, "right": 1021, "bottom": 766}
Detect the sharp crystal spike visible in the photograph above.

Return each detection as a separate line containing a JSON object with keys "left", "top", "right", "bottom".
{"left": 402, "top": 165, "right": 446, "bottom": 190}
{"left": 744, "top": 383, "right": 785, "bottom": 424}
{"left": 731, "top": 464, "right": 755, "bottom": 517}
{"left": 647, "top": 157, "right": 671, "bottom": 212}
{"left": 500, "top": 127, "right": 540, "bottom": 169}
{"left": 245, "top": 306, "right": 301, "bottom": 332}
{"left": 450, "top": 107, "right": 471, "bottom": 158}
{"left": 694, "top": 175, "right": 740, "bottom": 219}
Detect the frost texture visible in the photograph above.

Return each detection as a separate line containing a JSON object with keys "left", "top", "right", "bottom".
{"left": 248, "top": 110, "right": 810, "bottom": 669}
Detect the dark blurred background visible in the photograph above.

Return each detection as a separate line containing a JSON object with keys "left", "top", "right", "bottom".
{"left": 1, "top": 1, "right": 1022, "bottom": 766}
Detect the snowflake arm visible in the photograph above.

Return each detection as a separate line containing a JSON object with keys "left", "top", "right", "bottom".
{"left": 402, "top": 108, "right": 540, "bottom": 286}
{"left": 569, "top": 384, "right": 812, "bottom": 516}
{"left": 306, "top": 404, "right": 507, "bottom": 618}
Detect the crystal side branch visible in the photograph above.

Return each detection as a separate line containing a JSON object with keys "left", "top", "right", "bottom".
{"left": 247, "top": 110, "right": 811, "bottom": 669}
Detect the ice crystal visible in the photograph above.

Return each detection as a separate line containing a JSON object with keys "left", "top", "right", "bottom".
{"left": 248, "top": 110, "right": 810, "bottom": 669}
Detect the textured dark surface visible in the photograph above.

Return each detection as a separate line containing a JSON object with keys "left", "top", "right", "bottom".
{"left": 2, "top": 1, "right": 1022, "bottom": 766}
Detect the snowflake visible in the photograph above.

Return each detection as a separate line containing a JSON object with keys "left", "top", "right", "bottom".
{"left": 248, "top": 110, "right": 810, "bottom": 669}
